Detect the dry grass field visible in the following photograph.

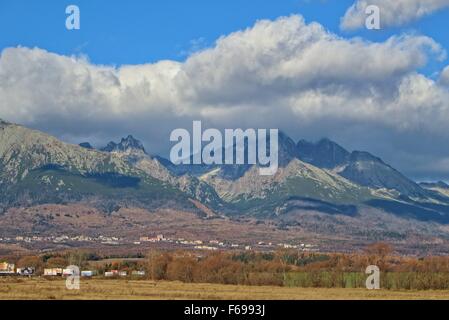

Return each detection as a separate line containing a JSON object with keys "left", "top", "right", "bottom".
{"left": 1, "top": 278, "right": 449, "bottom": 300}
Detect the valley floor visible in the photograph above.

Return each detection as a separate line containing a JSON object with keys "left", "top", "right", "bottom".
{"left": 1, "top": 278, "right": 449, "bottom": 300}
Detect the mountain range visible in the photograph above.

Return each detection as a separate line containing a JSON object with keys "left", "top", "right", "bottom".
{"left": 2, "top": 118, "right": 449, "bottom": 251}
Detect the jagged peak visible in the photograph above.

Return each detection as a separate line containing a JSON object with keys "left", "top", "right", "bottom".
{"left": 79, "top": 142, "right": 94, "bottom": 150}
{"left": 120, "top": 135, "right": 146, "bottom": 153}
{"left": 101, "top": 135, "right": 146, "bottom": 154}
{"left": 278, "top": 131, "right": 296, "bottom": 146}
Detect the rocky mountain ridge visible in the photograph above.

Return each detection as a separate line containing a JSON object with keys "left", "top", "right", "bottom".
{"left": 1, "top": 119, "right": 449, "bottom": 227}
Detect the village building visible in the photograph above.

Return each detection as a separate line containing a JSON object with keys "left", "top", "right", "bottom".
{"left": 81, "top": 271, "right": 95, "bottom": 277}
{"left": 16, "top": 267, "right": 35, "bottom": 276}
{"left": 0, "top": 262, "right": 15, "bottom": 275}
{"left": 44, "top": 268, "right": 63, "bottom": 276}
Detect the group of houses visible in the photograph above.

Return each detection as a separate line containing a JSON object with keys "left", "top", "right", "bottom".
{"left": 103, "top": 270, "right": 146, "bottom": 277}
{"left": 0, "top": 262, "right": 35, "bottom": 276}
{"left": 1, "top": 261, "right": 145, "bottom": 278}
{"left": 43, "top": 268, "right": 146, "bottom": 277}
{"left": 43, "top": 268, "right": 96, "bottom": 277}
{"left": 136, "top": 234, "right": 318, "bottom": 252}
{"left": 0, "top": 235, "right": 121, "bottom": 245}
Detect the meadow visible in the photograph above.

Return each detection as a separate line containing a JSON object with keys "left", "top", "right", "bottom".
{"left": 2, "top": 278, "right": 449, "bottom": 300}
{"left": 5, "top": 243, "right": 449, "bottom": 299}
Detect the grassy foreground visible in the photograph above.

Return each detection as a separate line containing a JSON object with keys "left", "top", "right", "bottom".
{"left": 1, "top": 278, "right": 449, "bottom": 300}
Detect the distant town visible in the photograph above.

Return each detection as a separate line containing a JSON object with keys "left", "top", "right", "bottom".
{"left": 0, "top": 233, "right": 318, "bottom": 252}
{"left": 0, "top": 233, "right": 318, "bottom": 279}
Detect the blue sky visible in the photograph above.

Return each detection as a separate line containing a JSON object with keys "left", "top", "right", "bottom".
{"left": 1, "top": 0, "right": 448, "bottom": 74}
{"left": 3, "top": 1, "right": 449, "bottom": 181}
{"left": 1, "top": 0, "right": 347, "bottom": 64}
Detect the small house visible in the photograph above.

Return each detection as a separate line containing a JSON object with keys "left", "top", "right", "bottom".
{"left": 104, "top": 270, "right": 118, "bottom": 277}
{"left": 17, "top": 267, "right": 35, "bottom": 276}
{"left": 44, "top": 268, "right": 63, "bottom": 276}
{"left": 63, "top": 268, "right": 76, "bottom": 276}
{"left": 81, "top": 270, "right": 95, "bottom": 277}
{"left": 0, "top": 262, "right": 15, "bottom": 274}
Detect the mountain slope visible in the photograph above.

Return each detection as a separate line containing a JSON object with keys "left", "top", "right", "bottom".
{"left": 160, "top": 131, "right": 300, "bottom": 180}
{"left": 98, "top": 135, "right": 224, "bottom": 209}
{"left": 0, "top": 120, "right": 194, "bottom": 212}
{"left": 297, "top": 138, "right": 350, "bottom": 169}
{"left": 420, "top": 181, "right": 449, "bottom": 198}
{"left": 3, "top": 119, "right": 449, "bottom": 227}
{"left": 297, "top": 138, "right": 429, "bottom": 198}
{"left": 340, "top": 151, "right": 428, "bottom": 198}
{"left": 0, "top": 120, "right": 128, "bottom": 184}
{"left": 200, "top": 158, "right": 376, "bottom": 217}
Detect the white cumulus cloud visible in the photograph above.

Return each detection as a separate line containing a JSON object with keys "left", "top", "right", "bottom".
{"left": 341, "top": 0, "right": 449, "bottom": 30}
{"left": 1, "top": 15, "right": 449, "bottom": 179}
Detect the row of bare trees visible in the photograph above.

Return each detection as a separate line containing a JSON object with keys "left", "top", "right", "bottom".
{"left": 6, "top": 243, "right": 449, "bottom": 289}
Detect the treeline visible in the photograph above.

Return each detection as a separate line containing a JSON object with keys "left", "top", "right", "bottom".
{"left": 5, "top": 243, "right": 449, "bottom": 290}
{"left": 145, "top": 243, "right": 449, "bottom": 289}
